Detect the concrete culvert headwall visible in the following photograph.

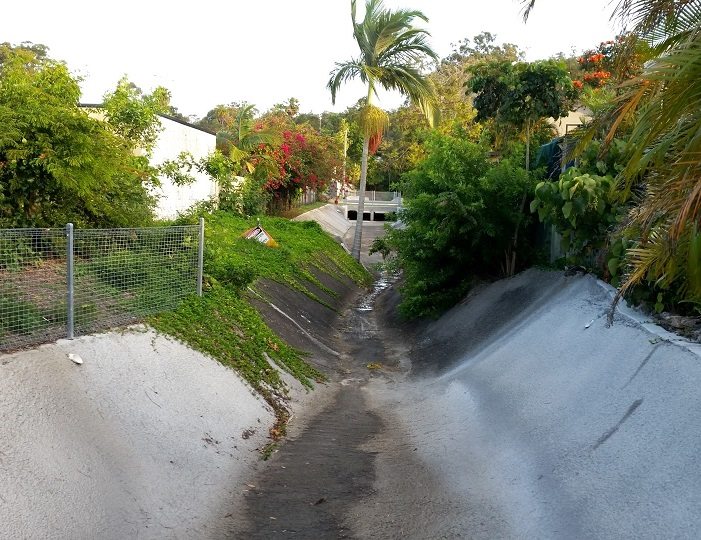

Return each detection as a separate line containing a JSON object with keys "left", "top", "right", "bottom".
{"left": 365, "top": 269, "right": 701, "bottom": 538}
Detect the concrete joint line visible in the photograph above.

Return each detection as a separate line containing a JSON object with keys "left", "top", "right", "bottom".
{"left": 247, "top": 287, "right": 341, "bottom": 357}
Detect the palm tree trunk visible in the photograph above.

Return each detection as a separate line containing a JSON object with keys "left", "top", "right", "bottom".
{"left": 352, "top": 84, "right": 375, "bottom": 262}
{"left": 351, "top": 135, "right": 370, "bottom": 261}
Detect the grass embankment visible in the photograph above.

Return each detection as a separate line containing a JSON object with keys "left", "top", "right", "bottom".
{"left": 150, "top": 212, "right": 370, "bottom": 451}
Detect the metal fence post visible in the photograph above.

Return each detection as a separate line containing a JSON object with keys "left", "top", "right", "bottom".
{"left": 197, "top": 217, "right": 204, "bottom": 296}
{"left": 66, "top": 223, "right": 75, "bottom": 339}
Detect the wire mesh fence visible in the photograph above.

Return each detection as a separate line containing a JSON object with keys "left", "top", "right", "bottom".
{"left": 0, "top": 222, "right": 203, "bottom": 352}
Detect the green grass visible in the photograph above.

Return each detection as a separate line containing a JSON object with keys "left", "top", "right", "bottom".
{"left": 0, "top": 290, "right": 44, "bottom": 336}
{"left": 151, "top": 284, "right": 323, "bottom": 390}
{"left": 203, "top": 212, "right": 371, "bottom": 298}
{"left": 150, "top": 211, "right": 371, "bottom": 453}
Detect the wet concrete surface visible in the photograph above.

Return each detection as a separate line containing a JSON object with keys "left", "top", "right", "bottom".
{"left": 235, "top": 386, "right": 382, "bottom": 538}
{"left": 234, "top": 274, "right": 394, "bottom": 538}
{"left": 237, "top": 267, "right": 701, "bottom": 539}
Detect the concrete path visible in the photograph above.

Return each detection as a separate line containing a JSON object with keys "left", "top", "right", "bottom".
{"left": 293, "top": 203, "right": 387, "bottom": 267}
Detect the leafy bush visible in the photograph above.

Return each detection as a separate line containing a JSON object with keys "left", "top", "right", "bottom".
{"left": 0, "top": 236, "right": 40, "bottom": 270}
{"left": 530, "top": 167, "right": 620, "bottom": 261}
{"left": 389, "top": 133, "right": 538, "bottom": 318}
{"left": 219, "top": 175, "right": 271, "bottom": 217}
{"left": 0, "top": 47, "right": 157, "bottom": 228}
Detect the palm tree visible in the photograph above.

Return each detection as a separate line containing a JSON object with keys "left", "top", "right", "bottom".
{"left": 522, "top": 0, "right": 701, "bottom": 306}
{"left": 217, "top": 104, "right": 280, "bottom": 176}
{"left": 328, "top": 0, "right": 439, "bottom": 261}
{"left": 608, "top": 0, "right": 701, "bottom": 304}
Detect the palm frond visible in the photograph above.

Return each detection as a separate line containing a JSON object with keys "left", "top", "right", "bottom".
{"left": 327, "top": 61, "right": 366, "bottom": 104}
{"left": 330, "top": 0, "right": 438, "bottom": 128}
{"left": 378, "top": 29, "right": 438, "bottom": 66}
{"left": 521, "top": 0, "right": 536, "bottom": 21}
{"left": 614, "top": 0, "right": 701, "bottom": 43}
{"left": 376, "top": 64, "right": 439, "bottom": 126}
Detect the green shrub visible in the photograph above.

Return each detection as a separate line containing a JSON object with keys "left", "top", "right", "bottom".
{"left": 530, "top": 167, "right": 620, "bottom": 264}
{"left": 390, "top": 133, "right": 538, "bottom": 318}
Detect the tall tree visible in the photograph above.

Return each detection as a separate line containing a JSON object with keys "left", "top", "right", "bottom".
{"left": 467, "top": 59, "right": 576, "bottom": 274}
{"left": 604, "top": 0, "right": 701, "bottom": 306}
{"left": 327, "top": 0, "right": 439, "bottom": 261}
{"left": 522, "top": 0, "right": 701, "bottom": 308}
{"left": 467, "top": 59, "right": 576, "bottom": 171}
{"left": 0, "top": 47, "right": 157, "bottom": 227}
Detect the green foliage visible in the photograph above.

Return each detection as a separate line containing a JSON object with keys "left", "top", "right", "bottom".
{"left": 467, "top": 59, "right": 577, "bottom": 128}
{"left": 0, "top": 236, "right": 39, "bottom": 270}
{"left": 0, "top": 46, "right": 157, "bottom": 228}
{"left": 603, "top": 1, "right": 701, "bottom": 306}
{"left": 617, "top": 222, "right": 701, "bottom": 315}
{"left": 369, "top": 235, "right": 392, "bottom": 260}
{"left": 102, "top": 77, "right": 171, "bottom": 154}
{"left": 87, "top": 250, "right": 155, "bottom": 291}
{"left": 150, "top": 283, "right": 324, "bottom": 395}
{"left": 219, "top": 175, "right": 271, "bottom": 217}
{"left": 531, "top": 168, "right": 620, "bottom": 258}
{"left": 389, "top": 133, "right": 537, "bottom": 318}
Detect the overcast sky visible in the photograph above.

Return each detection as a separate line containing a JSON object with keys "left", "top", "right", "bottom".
{"left": 2, "top": 0, "right": 619, "bottom": 119}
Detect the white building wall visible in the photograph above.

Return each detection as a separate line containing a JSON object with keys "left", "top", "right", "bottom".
{"left": 149, "top": 116, "right": 218, "bottom": 220}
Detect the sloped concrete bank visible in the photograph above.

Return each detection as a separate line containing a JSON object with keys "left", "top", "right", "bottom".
{"left": 0, "top": 328, "right": 275, "bottom": 539}
{"left": 357, "top": 269, "right": 701, "bottom": 538}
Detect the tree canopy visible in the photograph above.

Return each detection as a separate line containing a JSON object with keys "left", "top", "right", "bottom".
{"left": 0, "top": 45, "right": 158, "bottom": 227}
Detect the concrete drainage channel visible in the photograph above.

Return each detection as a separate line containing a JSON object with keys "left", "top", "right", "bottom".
{"left": 233, "top": 273, "right": 396, "bottom": 538}
{"left": 4, "top": 206, "right": 701, "bottom": 538}
{"left": 233, "top": 268, "right": 701, "bottom": 539}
